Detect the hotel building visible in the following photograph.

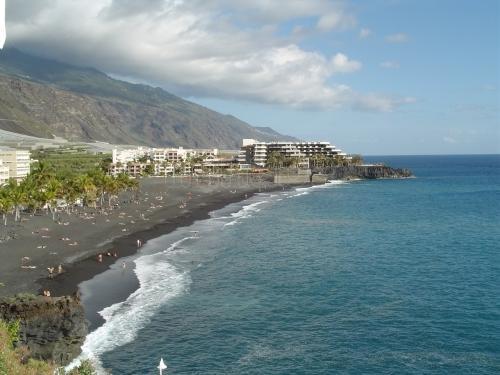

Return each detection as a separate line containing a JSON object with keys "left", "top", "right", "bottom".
{"left": 0, "top": 160, "right": 9, "bottom": 185}
{"left": 0, "top": 149, "right": 31, "bottom": 181}
{"left": 238, "top": 139, "right": 346, "bottom": 167}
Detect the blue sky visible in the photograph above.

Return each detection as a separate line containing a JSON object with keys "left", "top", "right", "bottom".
{"left": 6, "top": 0, "right": 500, "bottom": 154}
{"left": 191, "top": 0, "right": 499, "bottom": 155}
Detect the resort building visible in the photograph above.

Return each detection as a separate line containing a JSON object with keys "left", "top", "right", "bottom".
{"left": 238, "top": 139, "right": 346, "bottom": 167}
{"left": 154, "top": 162, "right": 175, "bottom": 176}
{"left": 112, "top": 147, "right": 151, "bottom": 164}
{"left": 0, "top": 160, "right": 9, "bottom": 185}
{"left": 109, "top": 146, "right": 221, "bottom": 176}
{"left": 0, "top": 149, "right": 31, "bottom": 181}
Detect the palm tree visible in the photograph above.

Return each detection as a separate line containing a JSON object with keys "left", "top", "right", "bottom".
{"left": 45, "top": 178, "right": 63, "bottom": 220}
{"left": 5, "top": 179, "right": 27, "bottom": 222}
{"left": 61, "top": 177, "right": 80, "bottom": 213}
{"left": 89, "top": 169, "right": 107, "bottom": 209}
{"left": 0, "top": 191, "right": 12, "bottom": 226}
{"left": 103, "top": 175, "right": 120, "bottom": 208}
{"left": 31, "top": 160, "right": 55, "bottom": 185}
{"left": 74, "top": 174, "right": 97, "bottom": 208}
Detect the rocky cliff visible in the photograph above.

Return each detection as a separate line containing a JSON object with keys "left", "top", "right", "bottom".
{"left": 315, "top": 165, "right": 413, "bottom": 180}
{"left": 0, "top": 294, "right": 87, "bottom": 366}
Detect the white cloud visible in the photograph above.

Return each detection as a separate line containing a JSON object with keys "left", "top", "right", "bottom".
{"left": 4, "top": 0, "right": 413, "bottom": 112}
{"left": 353, "top": 95, "right": 416, "bottom": 112}
{"left": 359, "top": 28, "right": 372, "bottom": 38}
{"left": 317, "top": 10, "right": 356, "bottom": 31}
{"left": 331, "top": 53, "right": 362, "bottom": 73}
{"left": 380, "top": 61, "right": 400, "bottom": 69}
{"left": 385, "top": 33, "right": 409, "bottom": 43}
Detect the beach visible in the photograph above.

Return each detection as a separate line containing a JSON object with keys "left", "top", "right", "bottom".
{"left": 0, "top": 174, "right": 279, "bottom": 298}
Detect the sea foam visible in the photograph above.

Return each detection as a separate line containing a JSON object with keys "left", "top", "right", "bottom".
{"left": 68, "top": 238, "right": 193, "bottom": 372}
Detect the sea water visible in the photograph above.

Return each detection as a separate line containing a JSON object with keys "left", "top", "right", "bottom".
{"left": 78, "top": 155, "right": 500, "bottom": 374}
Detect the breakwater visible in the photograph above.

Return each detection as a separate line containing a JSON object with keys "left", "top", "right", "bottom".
{"left": 318, "top": 165, "right": 413, "bottom": 180}
{"left": 274, "top": 165, "right": 413, "bottom": 184}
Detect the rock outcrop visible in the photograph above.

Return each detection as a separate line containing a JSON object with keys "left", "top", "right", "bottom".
{"left": 0, "top": 294, "right": 87, "bottom": 366}
{"left": 315, "top": 165, "right": 413, "bottom": 180}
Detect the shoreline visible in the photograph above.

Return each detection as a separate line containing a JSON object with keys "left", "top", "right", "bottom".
{"left": 0, "top": 175, "right": 280, "bottom": 298}
{"left": 39, "top": 189, "right": 261, "bottom": 297}
{"left": 40, "top": 188, "right": 271, "bottom": 330}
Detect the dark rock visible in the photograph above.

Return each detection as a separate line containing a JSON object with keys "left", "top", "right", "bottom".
{"left": 0, "top": 294, "right": 88, "bottom": 366}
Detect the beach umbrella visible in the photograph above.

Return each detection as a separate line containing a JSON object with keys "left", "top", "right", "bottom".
{"left": 158, "top": 357, "right": 168, "bottom": 375}
{"left": 0, "top": 0, "right": 5, "bottom": 49}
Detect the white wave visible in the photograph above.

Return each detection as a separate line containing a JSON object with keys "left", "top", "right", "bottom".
{"left": 68, "top": 239, "right": 192, "bottom": 373}
{"left": 224, "top": 200, "right": 268, "bottom": 226}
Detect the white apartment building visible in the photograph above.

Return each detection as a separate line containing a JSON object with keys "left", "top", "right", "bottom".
{"left": 238, "top": 139, "right": 346, "bottom": 167}
{"left": 0, "top": 149, "right": 31, "bottom": 181}
{"left": 0, "top": 160, "right": 9, "bottom": 185}
{"left": 112, "top": 147, "right": 151, "bottom": 164}
{"left": 152, "top": 147, "right": 219, "bottom": 164}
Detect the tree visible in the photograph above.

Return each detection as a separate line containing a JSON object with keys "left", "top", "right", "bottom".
{"left": 142, "top": 164, "right": 155, "bottom": 176}
{"left": 0, "top": 190, "right": 12, "bottom": 226}
{"left": 351, "top": 154, "right": 363, "bottom": 165}
{"left": 45, "top": 178, "right": 63, "bottom": 220}
{"left": 5, "top": 179, "right": 27, "bottom": 222}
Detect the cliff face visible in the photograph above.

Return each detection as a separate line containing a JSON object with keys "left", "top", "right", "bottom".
{"left": 315, "top": 165, "right": 413, "bottom": 180}
{"left": 0, "top": 295, "right": 87, "bottom": 366}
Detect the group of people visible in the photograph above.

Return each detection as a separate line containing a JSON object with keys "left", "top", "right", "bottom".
{"left": 97, "top": 251, "right": 119, "bottom": 263}
{"left": 47, "top": 264, "right": 64, "bottom": 278}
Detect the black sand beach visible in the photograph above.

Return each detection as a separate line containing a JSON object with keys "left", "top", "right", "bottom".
{"left": 0, "top": 175, "right": 279, "bottom": 300}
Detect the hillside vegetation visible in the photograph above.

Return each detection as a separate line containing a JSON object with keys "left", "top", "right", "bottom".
{"left": 0, "top": 48, "right": 296, "bottom": 149}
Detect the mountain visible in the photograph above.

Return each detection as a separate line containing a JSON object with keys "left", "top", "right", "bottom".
{"left": 0, "top": 48, "right": 297, "bottom": 149}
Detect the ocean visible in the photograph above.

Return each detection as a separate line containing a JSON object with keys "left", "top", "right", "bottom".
{"left": 75, "top": 155, "right": 500, "bottom": 374}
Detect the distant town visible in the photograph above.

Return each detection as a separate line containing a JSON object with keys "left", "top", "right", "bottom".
{"left": 0, "top": 139, "right": 359, "bottom": 184}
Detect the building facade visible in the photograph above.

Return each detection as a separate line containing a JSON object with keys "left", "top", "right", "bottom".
{"left": 110, "top": 146, "right": 220, "bottom": 176}
{"left": 238, "top": 139, "right": 346, "bottom": 167}
{"left": 112, "top": 147, "right": 151, "bottom": 164}
{"left": 0, "top": 160, "right": 9, "bottom": 185}
{"left": 0, "top": 149, "right": 31, "bottom": 181}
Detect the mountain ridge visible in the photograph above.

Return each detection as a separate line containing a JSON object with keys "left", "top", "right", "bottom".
{"left": 0, "top": 48, "right": 297, "bottom": 149}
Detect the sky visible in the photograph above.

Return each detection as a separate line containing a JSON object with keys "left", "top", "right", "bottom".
{"left": 4, "top": 0, "right": 500, "bottom": 155}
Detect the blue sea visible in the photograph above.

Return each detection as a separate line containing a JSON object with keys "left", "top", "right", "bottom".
{"left": 75, "top": 155, "right": 500, "bottom": 374}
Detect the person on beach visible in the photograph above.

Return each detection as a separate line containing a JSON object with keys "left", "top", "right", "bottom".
{"left": 57, "top": 264, "right": 63, "bottom": 274}
{"left": 97, "top": 254, "right": 103, "bottom": 263}
{"left": 47, "top": 267, "right": 55, "bottom": 278}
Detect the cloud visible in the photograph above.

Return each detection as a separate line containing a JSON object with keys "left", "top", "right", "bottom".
{"left": 385, "top": 33, "right": 409, "bottom": 43}
{"left": 380, "top": 61, "right": 400, "bottom": 69}
{"left": 331, "top": 53, "right": 362, "bottom": 73}
{"left": 4, "top": 0, "right": 412, "bottom": 112}
{"left": 353, "top": 95, "right": 416, "bottom": 112}
{"left": 317, "top": 10, "right": 356, "bottom": 31}
{"left": 359, "top": 28, "right": 372, "bottom": 38}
